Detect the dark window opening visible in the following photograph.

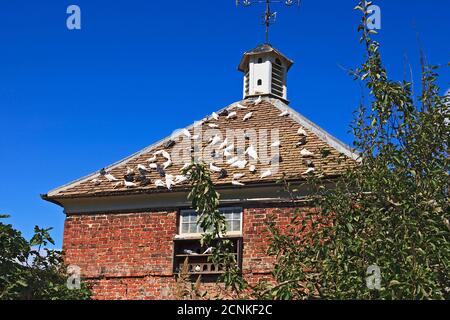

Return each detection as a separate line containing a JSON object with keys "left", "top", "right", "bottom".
{"left": 257, "top": 79, "right": 262, "bottom": 86}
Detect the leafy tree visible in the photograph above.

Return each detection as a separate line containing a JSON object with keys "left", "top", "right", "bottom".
{"left": 0, "top": 215, "right": 91, "bottom": 300}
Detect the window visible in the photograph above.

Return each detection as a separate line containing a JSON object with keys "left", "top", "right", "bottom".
{"left": 257, "top": 58, "right": 263, "bottom": 63}
{"left": 257, "top": 79, "right": 262, "bottom": 86}
{"left": 179, "top": 207, "right": 242, "bottom": 235}
{"left": 174, "top": 207, "right": 243, "bottom": 277}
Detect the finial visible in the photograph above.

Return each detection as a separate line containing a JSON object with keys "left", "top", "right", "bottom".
{"left": 236, "top": 0, "right": 302, "bottom": 44}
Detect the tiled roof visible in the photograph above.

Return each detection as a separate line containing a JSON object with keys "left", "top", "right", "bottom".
{"left": 238, "top": 44, "right": 294, "bottom": 72}
{"left": 45, "top": 97, "right": 358, "bottom": 199}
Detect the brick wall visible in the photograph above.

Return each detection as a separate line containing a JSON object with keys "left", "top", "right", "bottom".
{"left": 63, "top": 206, "right": 309, "bottom": 300}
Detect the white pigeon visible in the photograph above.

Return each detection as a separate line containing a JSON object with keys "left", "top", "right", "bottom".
{"left": 260, "top": 169, "right": 272, "bottom": 179}
{"left": 208, "top": 123, "right": 219, "bottom": 128}
{"left": 223, "top": 150, "right": 232, "bottom": 158}
{"left": 175, "top": 175, "right": 188, "bottom": 184}
{"left": 297, "top": 128, "right": 308, "bottom": 136}
{"left": 209, "top": 163, "right": 222, "bottom": 172}
{"left": 243, "top": 112, "right": 253, "bottom": 121}
{"left": 231, "top": 160, "right": 247, "bottom": 169}
{"left": 279, "top": 110, "right": 289, "bottom": 117}
{"left": 249, "top": 165, "right": 256, "bottom": 173}
{"left": 211, "top": 112, "right": 219, "bottom": 120}
{"left": 149, "top": 163, "right": 158, "bottom": 169}
{"left": 245, "top": 145, "right": 259, "bottom": 160}
{"left": 218, "top": 138, "right": 229, "bottom": 150}
{"left": 191, "top": 134, "right": 200, "bottom": 140}
{"left": 165, "top": 175, "right": 175, "bottom": 190}
{"left": 147, "top": 155, "right": 157, "bottom": 163}
{"left": 233, "top": 173, "right": 245, "bottom": 180}
{"left": 226, "top": 156, "right": 239, "bottom": 165}
{"left": 182, "top": 129, "right": 191, "bottom": 138}
{"left": 91, "top": 178, "right": 101, "bottom": 186}
{"left": 224, "top": 144, "right": 234, "bottom": 152}
{"left": 254, "top": 96, "right": 262, "bottom": 105}
{"left": 271, "top": 140, "right": 281, "bottom": 147}
{"left": 181, "top": 163, "right": 190, "bottom": 171}
{"left": 137, "top": 164, "right": 148, "bottom": 172}
{"left": 232, "top": 180, "right": 245, "bottom": 186}
{"left": 154, "top": 179, "right": 166, "bottom": 188}
{"left": 303, "top": 167, "right": 315, "bottom": 175}
{"left": 209, "top": 135, "right": 221, "bottom": 146}
{"left": 113, "top": 181, "right": 123, "bottom": 189}
{"left": 236, "top": 103, "right": 247, "bottom": 109}
{"left": 161, "top": 150, "right": 171, "bottom": 160}
{"left": 126, "top": 167, "right": 134, "bottom": 174}
{"left": 203, "top": 247, "right": 213, "bottom": 254}
{"left": 300, "top": 148, "right": 314, "bottom": 157}
{"left": 104, "top": 173, "right": 118, "bottom": 182}
{"left": 124, "top": 180, "right": 136, "bottom": 188}
{"left": 226, "top": 111, "right": 237, "bottom": 119}
{"left": 163, "top": 159, "right": 172, "bottom": 169}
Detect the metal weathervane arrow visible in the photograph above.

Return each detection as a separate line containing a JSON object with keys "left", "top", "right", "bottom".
{"left": 236, "top": 0, "right": 302, "bottom": 44}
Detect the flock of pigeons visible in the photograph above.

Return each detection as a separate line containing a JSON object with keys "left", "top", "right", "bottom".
{"left": 90, "top": 97, "right": 317, "bottom": 191}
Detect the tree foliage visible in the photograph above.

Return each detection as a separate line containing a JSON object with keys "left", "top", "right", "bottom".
{"left": 0, "top": 215, "right": 91, "bottom": 300}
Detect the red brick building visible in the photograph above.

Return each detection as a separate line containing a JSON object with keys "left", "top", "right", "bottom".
{"left": 43, "top": 45, "right": 357, "bottom": 299}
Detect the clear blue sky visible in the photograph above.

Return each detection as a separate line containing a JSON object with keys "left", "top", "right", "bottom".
{"left": 0, "top": 0, "right": 448, "bottom": 248}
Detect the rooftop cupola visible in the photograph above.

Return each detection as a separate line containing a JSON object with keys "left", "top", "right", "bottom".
{"left": 238, "top": 44, "right": 294, "bottom": 102}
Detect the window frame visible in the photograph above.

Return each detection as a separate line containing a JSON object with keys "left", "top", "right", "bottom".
{"left": 177, "top": 207, "right": 243, "bottom": 238}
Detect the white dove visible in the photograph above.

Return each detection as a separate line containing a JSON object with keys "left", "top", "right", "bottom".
{"left": 224, "top": 144, "right": 234, "bottom": 152}
{"left": 233, "top": 173, "right": 245, "bottom": 180}
{"left": 279, "top": 110, "right": 289, "bottom": 117}
{"left": 181, "top": 163, "right": 190, "bottom": 171}
{"left": 209, "top": 135, "right": 221, "bottom": 146}
{"left": 124, "top": 180, "right": 136, "bottom": 188}
{"left": 161, "top": 150, "right": 171, "bottom": 160}
{"left": 163, "top": 159, "right": 173, "bottom": 169}
{"left": 260, "top": 169, "right": 272, "bottom": 179}
{"left": 254, "top": 96, "right": 262, "bottom": 105}
{"left": 226, "top": 111, "right": 237, "bottom": 119}
{"left": 208, "top": 123, "right": 219, "bottom": 128}
{"left": 245, "top": 145, "right": 259, "bottom": 160}
{"left": 300, "top": 148, "right": 314, "bottom": 157}
{"left": 104, "top": 173, "right": 118, "bottom": 182}
{"left": 165, "top": 175, "right": 175, "bottom": 190}
{"left": 147, "top": 155, "right": 157, "bottom": 163}
{"left": 182, "top": 129, "right": 191, "bottom": 138}
{"left": 137, "top": 164, "right": 148, "bottom": 172}
{"left": 154, "top": 179, "right": 166, "bottom": 188}
{"left": 249, "top": 165, "right": 256, "bottom": 173}
{"left": 211, "top": 112, "right": 219, "bottom": 120}
{"left": 236, "top": 103, "right": 247, "bottom": 109}
{"left": 218, "top": 138, "right": 229, "bottom": 150}
{"left": 231, "top": 160, "right": 247, "bottom": 169}
{"left": 149, "top": 163, "right": 158, "bottom": 169}
{"left": 112, "top": 181, "right": 123, "bottom": 189}
{"left": 223, "top": 150, "right": 232, "bottom": 158}
{"left": 175, "top": 175, "right": 188, "bottom": 184}
{"left": 297, "top": 128, "right": 308, "bottom": 136}
{"left": 226, "top": 156, "right": 239, "bottom": 165}
{"left": 243, "top": 112, "right": 253, "bottom": 121}
{"left": 91, "top": 178, "right": 101, "bottom": 186}
{"left": 232, "top": 180, "right": 245, "bottom": 186}
{"left": 126, "top": 167, "right": 134, "bottom": 175}
{"left": 303, "top": 167, "right": 315, "bottom": 175}
{"left": 191, "top": 134, "right": 200, "bottom": 140}
{"left": 271, "top": 140, "right": 280, "bottom": 147}
{"left": 209, "top": 163, "right": 222, "bottom": 172}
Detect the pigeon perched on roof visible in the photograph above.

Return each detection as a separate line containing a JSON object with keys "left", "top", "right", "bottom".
{"left": 208, "top": 123, "right": 219, "bottom": 128}
{"left": 297, "top": 128, "right": 308, "bottom": 136}
{"left": 209, "top": 163, "right": 222, "bottom": 172}
{"left": 279, "top": 110, "right": 289, "bottom": 117}
{"left": 182, "top": 129, "right": 191, "bottom": 138}
{"left": 104, "top": 173, "right": 118, "bottom": 182}
{"left": 303, "top": 167, "right": 315, "bottom": 175}
{"left": 232, "top": 180, "right": 245, "bottom": 186}
{"left": 243, "top": 112, "right": 253, "bottom": 121}
{"left": 211, "top": 112, "right": 219, "bottom": 120}
{"left": 209, "top": 135, "right": 221, "bottom": 146}
{"left": 230, "top": 160, "right": 247, "bottom": 169}
{"left": 245, "top": 145, "right": 259, "bottom": 160}
{"left": 271, "top": 140, "right": 280, "bottom": 147}
{"left": 254, "top": 96, "right": 262, "bottom": 105}
{"left": 124, "top": 180, "right": 137, "bottom": 188}
{"left": 249, "top": 165, "right": 256, "bottom": 173}
{"left": 260, "top": 169, "right": 272, "bottom": 179}
{"left": 226, "top": 111, "right": 237, "bottom": 120}
{"left": 300, "top": 148, "right": 314, "bottom": 157}
{"left": 236, "top": 103, "right": 247, "bottom": 109}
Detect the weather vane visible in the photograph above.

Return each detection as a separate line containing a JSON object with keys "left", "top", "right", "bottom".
{"left": 236, "top": 0, "right": 301, "bottom": 44}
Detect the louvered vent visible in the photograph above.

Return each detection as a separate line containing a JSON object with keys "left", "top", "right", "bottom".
{"left": 271, "top": 60, "right": 285, "bottom": 98}
{"left": 244, "top": 71, "right": 250, "bottom": 96}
